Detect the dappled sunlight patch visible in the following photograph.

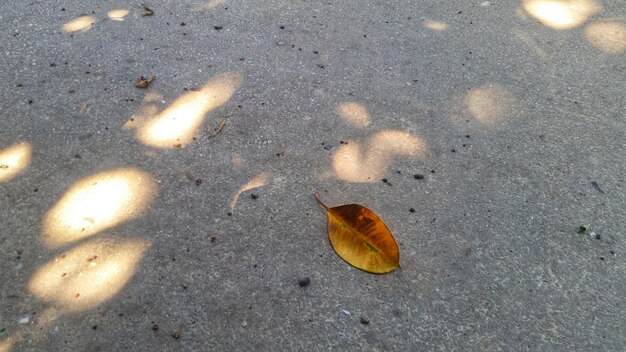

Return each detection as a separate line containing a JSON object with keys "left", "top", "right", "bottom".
{"left": 123, "top": 92, "right": 164, "bottom": 127}
{"left": 0, "top": 330, "right": 22, "bottom": 352}
{"left": 465, "top": 84, "right": 515, "bottom": 125}
{"left": 107, "top": 9, "right": 129, "bottom": 21}
{"left": 522, "top": 0, "right": 600, "bottom": 30}
{"left": 29, "top": 237, "right": 150, "bottom": 312}
{"left": 229, "top": 172, "right": 269, "bottom": 213}
{"left": 232, "top": 154, "right": 246, "bottom": 171}
{"left": 197, "top": 0, "right": 226, "bottom": 11}
{"left": 123, "top": 93, "right": 164, "bottom": 129}
{"left": 337, "top": 102, "right": 371, "bottom": 128}
{"left": 333, "top": 130, "right": 426, "bottom": 183}
{"left": 585, "top": 21, "right": 626, "bottom": 53}
{"left": 423, "top": 19, "right": 448, "bottom": 31}
{"left": 62, "top": 15, "right": 96, "bottom": 32}
{"left": 42, "top": 168, "right": 156, "bottom": 248}
{"left": 130, "top": 73, "right": 242, "bottom": 148}
{"left": 0, "top": 142, "right": 32, "bottom": 183}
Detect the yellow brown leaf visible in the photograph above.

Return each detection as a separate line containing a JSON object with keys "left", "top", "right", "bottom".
{"left": 315, "top": 193, "right": 400, "bottom": 274}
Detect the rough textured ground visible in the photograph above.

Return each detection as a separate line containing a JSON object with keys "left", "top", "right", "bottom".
{"left": 1, "top": 1, "right": 624, "bottom": 351}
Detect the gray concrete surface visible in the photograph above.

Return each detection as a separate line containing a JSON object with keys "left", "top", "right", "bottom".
{"left": 1, "top": 0, "right": 625, "bottom": 351}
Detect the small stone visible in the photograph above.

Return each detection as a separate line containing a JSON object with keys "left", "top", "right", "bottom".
{"left": 298, "top": 277, "right": 310, "bottom": 287}
{"left": 277, "top": 41, "right": 285, "bottom": 46}
{"left": 589, "top": 231, "right": 601, "bottom": 240}
{"left": 409, "top": 208, "right": 415, "bottom": 213}
{"left": 241, "top": 321, "right": 248, "bottom": 327}
{"left": 414, "top": 174, "right": 424, "bottom": 180}
{"left": 18, "top": 316, "right": 30, "bottom": 324}
{"left": 172, "top": 330, "right": 181, "bottom": 339}
{"left": 577, "top": 225, "right": 590, "bottom": 234}
{"left": 360, "top": 316, "right": 370, "bottom": 324}
{"left": 214, "top": 25, "right": 223, "bottom": 30}
{"left": 151, "top": 322, "right": 159, "bottom": 331}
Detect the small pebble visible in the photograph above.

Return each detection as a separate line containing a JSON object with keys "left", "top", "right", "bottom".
{"left": 277, "top": 41, "right": 285, "bottom": 46}
{"left": 360, "top": 316, "right": 370, "bottom": 325}
{"left": 589, "top": 231, "right": 601, "bottom": 240}
{"left": 172, "top": 330, "right": 181, "bottom": 339}
{"left": 414, "top": 174, "right": 424, "bottom": 180}
{"left": 298, "top": 277, "right": 310, "bottom": 287}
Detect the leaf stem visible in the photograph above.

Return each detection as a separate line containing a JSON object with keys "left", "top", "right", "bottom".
{"left": 314, "top": 193, "right": 330, "bottom": 210}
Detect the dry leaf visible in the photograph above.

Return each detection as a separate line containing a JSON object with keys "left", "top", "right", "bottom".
{"left": 141, "top": 5, "right": 154, "bottom": 16}
{"left": 135, "top": 75, "right": 156, "bottom": 88}
{"left": 315, "top": 193, "right": 400, "bottom": 274}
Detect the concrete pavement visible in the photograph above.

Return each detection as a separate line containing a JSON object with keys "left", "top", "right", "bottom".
{"left": 1, "top": 1, "right": 624, "bottom": 350}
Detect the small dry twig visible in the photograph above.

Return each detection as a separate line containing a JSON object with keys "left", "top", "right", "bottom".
{"left": 135, "top": 75, "right": 156, "bottom": 88}
{"left": 141, "top": 5, "right": 154, "bottom": 16}
{"left": 208, "top": 117, "right": 227, "bottom": 138}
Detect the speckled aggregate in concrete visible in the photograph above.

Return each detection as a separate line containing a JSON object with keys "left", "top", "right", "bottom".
{"left": 1, "top": 1, "right": 624, "bottom": 351}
